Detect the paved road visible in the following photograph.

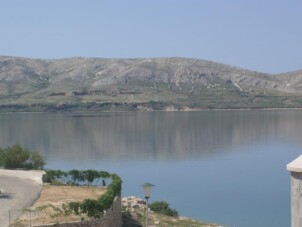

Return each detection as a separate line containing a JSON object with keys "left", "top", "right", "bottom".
{"left": 0, "top": 175, "right": 41, "bottom": 227}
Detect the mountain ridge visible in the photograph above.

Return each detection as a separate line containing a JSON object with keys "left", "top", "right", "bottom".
{"left": 0, "top": 56, "right": 302, "bottom": 111}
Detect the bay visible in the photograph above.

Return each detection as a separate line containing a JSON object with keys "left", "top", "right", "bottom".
{"left": 0, "top": 110, "right": 301, "bottom": 227}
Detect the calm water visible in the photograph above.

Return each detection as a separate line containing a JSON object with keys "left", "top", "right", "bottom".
{"left": 0, "top": 110, "right": 301, "bottom": 227}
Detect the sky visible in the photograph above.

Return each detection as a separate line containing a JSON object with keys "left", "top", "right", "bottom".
{"left": 0, "top": 0, "right": 301, "bottom": 74}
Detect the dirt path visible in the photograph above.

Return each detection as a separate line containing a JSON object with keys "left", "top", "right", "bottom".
{"left": 0, "top": 171, "right": 43, "bottom": 227}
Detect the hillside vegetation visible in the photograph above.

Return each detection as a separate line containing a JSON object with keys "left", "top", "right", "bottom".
{"left": 1, "top": 56, "right": 302, "bottom": 111}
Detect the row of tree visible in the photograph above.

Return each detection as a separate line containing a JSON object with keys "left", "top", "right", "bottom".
{"left": 43, "top": 169, "right": 122, "bottom": 218}
{"left": 42, "top": 169, "right": 111, "bottom": 186}
{"left": 0, "top": 144, "right": 46, "bottom": 170}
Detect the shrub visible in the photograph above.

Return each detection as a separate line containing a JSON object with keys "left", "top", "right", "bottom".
{"left": 0, "top": 144, "right": 46, "bottom": 170}
{"left": 68, "top": 202, "right": 81, "bottom": 215}
{"left": 28, "top": 151, "right": 46, "bottom": 169}
{"left": 80, "top": 199, "right": 103, "bottom": 218}
{"left": 149, "top": 201, "right": 178, "bottom": 217}
{"left": 42, "top": 173, "right": 51, "bottom": 184}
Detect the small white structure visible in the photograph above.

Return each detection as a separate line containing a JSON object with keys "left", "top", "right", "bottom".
{"left": 287, "top": 155, "right": 302, "bottom": 227}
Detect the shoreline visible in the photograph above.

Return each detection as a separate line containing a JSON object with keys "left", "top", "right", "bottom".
{"left": 0, "top": 107, "right": 301, "bottom": 115}
{"left": 0, "top": 170, "right": 220, "bottom": 226}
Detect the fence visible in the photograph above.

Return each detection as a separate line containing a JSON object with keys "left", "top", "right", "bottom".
{"left": 9, "top": 209, "right": 39, "bottom": 227}
{"left": 8, "top": 209, "right": 26, "bottom": 227}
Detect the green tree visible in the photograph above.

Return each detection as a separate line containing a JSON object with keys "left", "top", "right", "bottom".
{"left": 0, "top": 144, "right": 46, "bottom": 170}
{"left": 2, "top": 144, "right": 30, "bottom": 169}
{"left": 68, "top": 169, "right": 82, "bottom": 184}
{"left": 83, "top": 169, "right": 99, "bottom": 186}
{"left": 27, "top": 151, "right": 46, "bottom": 170}
{"left": 99, "top": 171, "right": 110, "bottom": 178}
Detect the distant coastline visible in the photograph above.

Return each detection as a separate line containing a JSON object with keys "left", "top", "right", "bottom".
{"left": 1, "top": 102, "right": 302, "bottom": 114}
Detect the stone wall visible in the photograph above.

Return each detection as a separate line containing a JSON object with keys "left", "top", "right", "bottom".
{"left": 34, "top": 197, "right": 122, "bottom": 227}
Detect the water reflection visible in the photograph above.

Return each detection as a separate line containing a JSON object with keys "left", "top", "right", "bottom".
{"left": 0, "top": 110, "right": 301, "bottom": 164}
{"left": 0, "top": 110, "right": 301, "bottom": 227}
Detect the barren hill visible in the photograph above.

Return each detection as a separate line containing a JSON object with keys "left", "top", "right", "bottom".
{"left": 0, "top": 56, "right": 301, "bottom": 111}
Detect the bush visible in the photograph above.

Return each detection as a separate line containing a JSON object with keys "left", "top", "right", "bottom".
{"left": 80, "top": 199, "right": 103, "bottom": 218}
{"left": 0, "top": 144, "right": 46, "bottom": 170}
{"left": 149, "top": 201, "right": 178, "bottom": 217}
{"left": 68, "top": 201, "right": 81, "bottom": 215}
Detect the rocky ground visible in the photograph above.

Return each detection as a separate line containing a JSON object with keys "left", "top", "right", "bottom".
{"left": 122, "top": 196, "right": 221, "bottom": 227}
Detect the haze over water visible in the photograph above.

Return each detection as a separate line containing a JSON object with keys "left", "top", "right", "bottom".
{"left": 0, "top": 110, "right": 301, "bottom": 227}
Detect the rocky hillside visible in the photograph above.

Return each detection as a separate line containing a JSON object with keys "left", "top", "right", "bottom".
{"left": 0, "top": 56, "right": 301, "bottom": 111}
{"left": 274, "top": 70, "right": 302, "bottom": 92}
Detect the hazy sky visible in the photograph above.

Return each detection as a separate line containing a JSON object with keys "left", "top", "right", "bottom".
{"left": 0, "top": 0, "right": 301, "bottom": 73}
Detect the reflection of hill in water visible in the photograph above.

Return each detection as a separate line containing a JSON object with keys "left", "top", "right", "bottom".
{"left": 0, "top": 110, "right": 302, "bottom": 163}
